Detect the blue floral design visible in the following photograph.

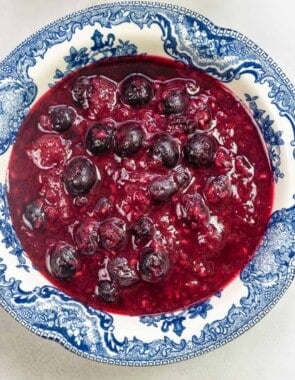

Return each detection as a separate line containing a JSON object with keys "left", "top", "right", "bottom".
{"left": 245, "top": 93, "right": 284, "bottom": 181}
{"left": 64, "top": 47, "right": 90, "bottom": 70}
{"left": 0, "top": 184, "right": 28, "bottom": 271}
{"left": 140, "top": 300, "right": 213, "bottom": 337}
{"left": 53, "top": 30, "right": 137, "bottom": 81}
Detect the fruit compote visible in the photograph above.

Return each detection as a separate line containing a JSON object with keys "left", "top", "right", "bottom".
{"left": 7, "top": 55, "right": 274, "bottom": 315}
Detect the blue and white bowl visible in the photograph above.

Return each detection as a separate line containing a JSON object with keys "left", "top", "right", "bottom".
{"left": 0, "top": 2, "right": 294, "bottom": 365}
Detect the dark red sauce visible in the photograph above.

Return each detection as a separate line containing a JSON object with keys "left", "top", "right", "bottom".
{"left": 7, "top": 55, "right": 273, "bottom": 315}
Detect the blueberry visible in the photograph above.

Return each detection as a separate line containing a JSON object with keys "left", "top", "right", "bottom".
{"left": 162, "top": 88, "right": 188, "bottom": 115}
{"left": 49, "top": 105, "right": 75, "bottom": 132}
{"left": 172, "top": 166, "right": 191, "bottom": 189}
{"left": 108, "top": 257, "right": 138, "bottom": 287}
{"left": 86, "top": 123, "right": 113, "bottom": 155}
{"left": 94, "top": 197, "right": 113, "bottom": 217}
{"left": 97, "top": 280, "right": 121, "bottom": 303}
{"left": 139, "top": 248, "right": 170, "bottom": 283}
{"left": 74, "top": 219, "right": 100, "bottom": 255}
{"left": 71, "top": 76, "right": 92, "bottom": 108}
{"left": 23, "top": 200, "right": 45, "bottom": 230}
{"left": 120, "top": 74, "right": 153, "bottom": 107}
{"left": 204, "top": 175, "right": 232, "bottom": 204}
{"left": 150, "top": 134, "right": 179, "bottom": 168}
{"left": 183, "top": 133, "right": 217, "bottom": 167}
{"left": 149, "top": 177, "right": 178, "bottom": 203}
{"left": 180, "top": 193, "right": 209, "bottom": 225}
{"left": 63, "top": 156, "right": 97, "bottom": 196}
{"left": 131, "top": 216, "right": 155, "bottom": 241}
{"left": 46, "top": 241, "right": 80, "bottom": 280}
{"left": 99, "top": 217, "right": 127, "bottom": 251}
{"left": 114, "top": 122, "right": 144, "bottom": 157}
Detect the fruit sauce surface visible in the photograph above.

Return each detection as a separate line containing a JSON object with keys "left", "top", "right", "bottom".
{"left": 7, "top": 55, "right": 273, "bottom": 316}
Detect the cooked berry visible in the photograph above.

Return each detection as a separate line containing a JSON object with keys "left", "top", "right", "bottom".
{"left": 180, "top": 193, "right": 209, "bottom": 225}
{"left": 204, "top": 175, "right": 232, "bottom": 204}
{"left": 94, "top": 197, "right": 113, "bottom": 217}
{"left": 150, "top": 134, "right": 179, "bottom": 168}
{"left": 97, "top": 280, "right": 121, "bottom": 303}
{"left": 49, "top": 105, "right": 76, "bottom": 132}
{"left": 63, "top": 156, "right": 97, "bottom": 196}
{"left": 120, "top": 74, "right": 153, "bottom": 107}
{"left": 46, "top": 241, "right": 80, "bottom": 280}
{"left": 108, "top": 257, "right": 138, "bottom": 287}
{"left": 23, "top": 200, "right": 45, "bottom": 230}
{"left": 74, "top": 219, "right": 100, "bottom": 255}
{"left": 149, "top": 177, "right": 178, "bottom": 203}
{"left": 71, "top": 76, "right": 92, "bottom": 107}
{"left": 183, "top": 133, "right": 217, "bottom": 167}
{"left": 162, "top": 88, "right": 188, "bottom": 115}
{"left": 86, "top": 123, "right": 113, "bottom": 155}
{"left": 99, "top": 217, "right": 127, "bottom": 251}
{"left": 172, "top": 166, "right": 191, "bottom": 189}
{"left": 114, "top": 122, "right": 144, "bottom": 157}
{"left": 131, "top": 216, "right": 155, "bottom": 241}
{"left": 139, "top": 248, "right": 170, "bottom": 283}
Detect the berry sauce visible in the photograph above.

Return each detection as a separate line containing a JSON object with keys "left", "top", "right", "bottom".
{"left": 7, "top": 55, "right": 274, "bottom": 316}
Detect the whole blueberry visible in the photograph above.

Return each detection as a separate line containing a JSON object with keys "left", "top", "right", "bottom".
{"left": 150, "top": 134, "right": 179, "bottom": 168}
{"left": 71, "top": 76, "right": 92, "bottom": 108}
{"left": 183, "top": 133, "right": 217, "bottom": 167}
{"left": 120, "top": 74, "right": 153, "bottom": 107}
{"left": 149, "top": 177, "right": 178, "bottom": 203}
{"left": 162, "top": 88, "right": 188, "bottom": 115}
{"left": 49, "top": 105, "right": 76, "bottom": 132}
{"left": 97, "top": 280, "right": 121, "bottom": 303}
{"left": 63, "top": 156, "right": 97, "bottom": 196}
{"left": 99, "top": 217, "right": 127, "bottom": 251}
{"left": 131, "top": 216, "right": 155, "bottom": 241}
{"left": 74, "top": 219, "right": 100, "bottom": 255}
{"left": 46, "top": 241, "right": 80, "bottom": 280}
{"left": 23, "top": 199, "right": 45, "bottom": 230}
{"left": 86, "top": 123, "right": 113, "bottom": 155}
{"left": 139, "top": 248, "right": 170, "bottom": 283}
{"left": 114, "top": 122, "right": 144, "bottom": 157}
{"left": 108, "top": 257, "right": 138, "bottom": 287}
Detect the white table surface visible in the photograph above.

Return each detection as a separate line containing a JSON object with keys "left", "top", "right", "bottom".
{"left": 0, "top": 1, "right": 294, "bottom": 379}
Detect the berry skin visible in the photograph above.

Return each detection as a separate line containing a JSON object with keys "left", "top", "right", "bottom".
{"left": 86, "top": 123, "right": 113, "bottom": 155}
{"left": 149, "top": 177, "right": 178, "bottom": 203}
{"left": 150, "top": 134, "right": 179, "bottom": 168}
{"left": 49, "top": 105, "right": 76, "bottom": 132}
{"left": 99, "top": 217, "right": 127, "bottom": 251}
{"left": 162, "top": 88, "right": 188, "bottom": 115}
{"left": 97, "top": 280, "right": 121, "bottom": 303}
{"left": 108, "top": 257, "right": 138, "bottom": 287}
{"left": 183, "top": 133, "right": 217, "bottom": 167}
{"left": 120, "top": 74, "right": 153, "bottom": 107}
{"left": 139, "top": 248, "right": 170, "bottom": 283}
{"left": 63, "top": 156, "right": 97, "bottom": 196}
{"left": 46, "top": 241, "right": 80, "bottom": 280}
{"left": 23, "top": 199, "right": 45, "bottom": 230}
{"left": 71, "top": 76, "right": 92, "bottom": 108}
{"left": 131, "top": 216, "right": 155, "bottom": 241}
{"left": 114, "top": 122, "right": 144, "bottom": 157}
{"left": 74, "top": 219, "right": 100, "bottom": 255}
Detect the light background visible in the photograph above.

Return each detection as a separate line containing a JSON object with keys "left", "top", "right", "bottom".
{"left": 0, "top": 1, "right": 294, "bottom": 379}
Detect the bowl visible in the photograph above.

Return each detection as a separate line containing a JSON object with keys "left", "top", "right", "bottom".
{"left": 0, "top": 1, "right": 294, "bottom": 365}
